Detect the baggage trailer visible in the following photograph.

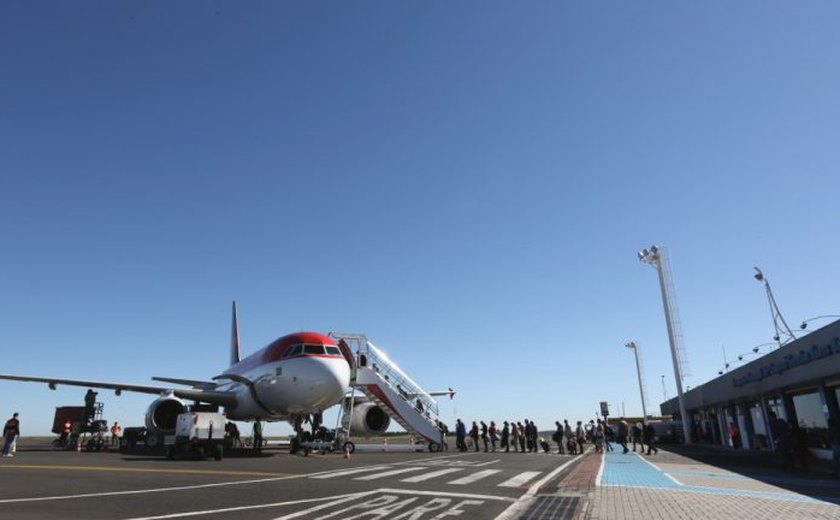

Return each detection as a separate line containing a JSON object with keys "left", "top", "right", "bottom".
{"left": 164, "top": 411, "right": 226, "bottom": 460}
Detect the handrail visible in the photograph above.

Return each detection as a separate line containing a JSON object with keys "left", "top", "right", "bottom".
{"left": 330, "top": 332, "right": 440, "bottom": 420}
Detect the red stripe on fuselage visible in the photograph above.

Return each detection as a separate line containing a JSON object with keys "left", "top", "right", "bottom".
{"left": 223, "top": 331, "right": 347, "bottom": 377}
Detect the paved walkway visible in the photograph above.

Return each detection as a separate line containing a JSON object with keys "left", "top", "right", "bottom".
{"left": 552, "top": 447, "right": 840, "bottom": 520}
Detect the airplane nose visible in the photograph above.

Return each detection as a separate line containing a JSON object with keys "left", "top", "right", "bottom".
{"left": 300, "top": 358, "right": 351, "bottom": 409}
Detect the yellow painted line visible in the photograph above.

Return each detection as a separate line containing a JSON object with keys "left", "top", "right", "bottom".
{"left": 0, "top": 464, "right": 294, "bottom": 478}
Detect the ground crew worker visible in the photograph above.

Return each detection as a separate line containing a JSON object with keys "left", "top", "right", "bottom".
{"left": 111, "top": 422, "right": 121, "bottom": 448}
{"left": 252, "top": 418, "right": 263, "bottom": 450}
{"left": 58, "top": 418, "right": 71, "bottom": 447}
{"left": 84, "top": 389, "right": 97, "bottom": 423}
{"left": 2, "top": 413, "right": 20, "bottom": 457}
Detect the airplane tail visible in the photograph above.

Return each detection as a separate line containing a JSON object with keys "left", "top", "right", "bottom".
{"left": 230, "top": 301, "right": 241, "bottom": 366}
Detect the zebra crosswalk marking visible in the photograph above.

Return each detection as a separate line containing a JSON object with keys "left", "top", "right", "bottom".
{"left": 497, "top": 471, "right": 542, "bottom": 488}
{"left": 447, "top": 469, "right": 502, "bottom": 485}
{"left": 399, "top": 468, "right": 463, "bottom": 483}
{"left": 310, "top": 466, "right": 390, "bottom": 479}
{"left": 353, "top": 467, "right": 426, "bottom": 481}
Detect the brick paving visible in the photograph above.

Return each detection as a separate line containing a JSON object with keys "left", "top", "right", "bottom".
{"left": 544, "top": 446, "right": 840, "bottom": 520}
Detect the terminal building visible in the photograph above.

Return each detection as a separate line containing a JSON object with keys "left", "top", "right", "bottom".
{"left": 660, "top": 319, "right": 840, "bottom": 457}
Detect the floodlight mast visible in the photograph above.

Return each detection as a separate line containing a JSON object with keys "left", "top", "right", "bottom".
{"left": 753, "top": 267, "right": 796, "bottom": 348}
{"left": 638, "top": 245, "right": 692, "bottom": 445}
{"left": 625, "top": 341, "right": 648, "bottom": 420}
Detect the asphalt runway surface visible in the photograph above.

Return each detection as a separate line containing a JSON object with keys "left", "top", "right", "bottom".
{"left": 0, "top": 442, "right": 581, "bottom": 520}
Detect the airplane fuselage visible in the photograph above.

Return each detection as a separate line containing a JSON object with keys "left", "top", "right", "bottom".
{"left": 217, "top": 332, "right": 352, "bottom": 421}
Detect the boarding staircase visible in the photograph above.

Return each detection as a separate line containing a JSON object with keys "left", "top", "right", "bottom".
{"left": 330, "top": 333, "right": 445, "bottom": 450}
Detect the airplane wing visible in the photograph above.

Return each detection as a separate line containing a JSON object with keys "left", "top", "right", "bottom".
{"left": 429, "top": 388, "right": 456, "bottom": 399}
{"left": 0, "top": 374, "right": 238, "bottom": 407}
{"left": 151, "top": 376, "right": 218, "bottom": 390}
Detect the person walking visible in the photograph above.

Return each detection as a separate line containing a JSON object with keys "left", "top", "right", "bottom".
{"left": 470, "top": 421, "right": 480, "bottom": 452}
{"left": 511, "top": 421, "right": 520, "bottom": 453}
{"left": 531, "top": 421, "right": 540, "bottom": 453}
{"left": 455, "top": 419, "right": 467, "bottom": 452}
{"left": 437, "top": 421, "right": 449, "bottom": 451}
{"left": 791, "top": 424, "right": 809, "bottom": 473}
{"left": 643, "top": 422, "right": 658, "bottom": 454}
{"left": 594, "top": 425, "right": 605, "bottom": 453}
{"left": 517, "top": 422, "right": 527, "bottom": 453}
{"left": 563, "top": 420, "right": 573, "bottom": 452}
{"left": 617, "top": 419, "right": 629, "bottom": 454}
{"left": 828, "top": 417, "right": 840, "bottom": 478}
{"left": 553, "top": 421, "right": 564, "bottom": 454}
{"left": 480, "top": 421, "right": 489, "bottom": 452}
{"left": 501, "top": 421, "right": 510, "bottom": 453}
{"left": 489, "top": 421, "right": 498, "bottom": 452}
{"left": 769, "top": 412, "right": 793, "bottom": 472}
{"left": 576, "top": 421, "right": 586, "bottom": 453}
{"left": 728, "top": 422, "right": 741, "bottom": 450}
{"left": 631, "top": 421, "right": 643, "bottom": 452}
{"left": 2, "top": 413, "right": 20, "bottom": 457}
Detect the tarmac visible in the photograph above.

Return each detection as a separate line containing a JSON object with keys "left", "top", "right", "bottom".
{"left": 1, "top": 440, "right": 839, "bottom": 519}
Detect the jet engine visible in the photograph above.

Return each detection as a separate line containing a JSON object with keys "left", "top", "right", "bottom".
{"left": 143, "top": 395, "right": 186, "bottom": 447}
{"left": 342, "top": 402, "right": 391, "bottom": 436}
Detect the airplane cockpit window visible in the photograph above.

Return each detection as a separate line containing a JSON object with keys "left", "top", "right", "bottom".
{"left": 284, "top": 344, "right": 303, "bottom": 358}
{"left": 325, "top": 346, "right": 341, "bottom": 356}
{"left": 303, "top": 344, "right": 326, "bottom": 355}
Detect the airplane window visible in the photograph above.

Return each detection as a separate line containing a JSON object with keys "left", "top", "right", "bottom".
{"left": 285, "top": 344, "right": 303, "bottom": 358}
{"left": 325, "top": 346, "right": 341, "bottom": 356}
{"left": 304, "top": 344, "right": 326, "bottom": 355}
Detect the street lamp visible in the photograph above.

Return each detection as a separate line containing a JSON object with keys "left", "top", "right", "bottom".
{"left": 625, "top": 341, "right": 648, "bottom": 419}
{"left": 799, "top": 315, "right": 840, "bottom": 330}
{"left": 753, "top": 267, "right": 796, "bottom": 347}
{"left": 736, "top": 342, "right": 775, "bottom": 361}
{"left": 638, "top": 245, "right": 692, "bottom": 444}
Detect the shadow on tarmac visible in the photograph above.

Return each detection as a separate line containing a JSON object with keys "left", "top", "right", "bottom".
{"left": 663, "top": 444, "right": 840, "bottom": 503}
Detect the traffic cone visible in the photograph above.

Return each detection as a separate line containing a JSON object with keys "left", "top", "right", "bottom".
{"left": 76, "top": 439, "right": 82, "bottom": 453}
{"left": 382, "top": 437, "right": 388, "bottom": 452}
{"left": 344, "top": 445, "right": 350, "bottom": 459}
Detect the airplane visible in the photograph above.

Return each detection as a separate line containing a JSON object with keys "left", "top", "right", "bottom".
{"left": 0, "top": 302, "right": 379, "bottom": 447}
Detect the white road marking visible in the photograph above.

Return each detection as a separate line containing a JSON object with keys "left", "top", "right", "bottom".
{"left": 122, "top": 492, "right": 376, "bottom": 520}
{"left": 497, "top": 471, "right": 541, "bottom": 488}
{"left": 635, "top": 453, "right": 684, "bottom": 486}
{"left": 399, "top": 468, "right": 463, "bottom": 483}
{"left": 354, "top": 467, "right": 426, "bottom": 480}
{"left": 595, "top": 451, "right": 605, "bottom": 486}
{"left": 495, "top": 454, "right": 582, "bottom": 520}
{"left": 0, "top": 475, "right": 301, "bottom": 504}
{"left": 376, "top": 488, "right": 515, "bottom": 501}
{"left": 309, "top": 465, "right": 391, "bottom": 479}
{"left": 447, "top": 469, "right": 502, "bottom": 485}
{"left": 274, "top": 488, "right": 515, "bottom": 520}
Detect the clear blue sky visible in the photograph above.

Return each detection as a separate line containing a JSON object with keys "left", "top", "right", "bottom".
{"left": 2, "top": 2, "right": 839, "bottom": 435}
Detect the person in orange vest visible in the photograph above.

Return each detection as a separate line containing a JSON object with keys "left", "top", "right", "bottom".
{"left": 61, "top": 418, "right": 72, "bottom": 445}
{"left": 728, "top": 422, "right": 741, "bottom": 450}
{"left": 110, "top": 422, "right": 121, "bottom": 448}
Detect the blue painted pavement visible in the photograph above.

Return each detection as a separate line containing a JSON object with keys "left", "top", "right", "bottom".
{"left": 599, "top": 451, "right": 836, "bottom": 504}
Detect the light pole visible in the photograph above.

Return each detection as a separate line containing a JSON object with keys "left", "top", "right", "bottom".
{"left": 661, "top": 375, "right": 667, "bottom": 402}
{"left": 753, "top": 267, "right": 796, "bottom": 348}
{"left": 638, "top": 245, "right": 692, "bottom": 444}
{"left": 736, "top": 342, "right": 776, "bottom": 362}
{"left": 625, "top": 341, "right": 648, "bottom": 419}
{"left": 800, "top": 315, "right": 840, "bottom": 330}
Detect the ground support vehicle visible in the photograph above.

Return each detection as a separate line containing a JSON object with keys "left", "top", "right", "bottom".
{"left": 164, "top": 411, "right": 226, "bottom": 460}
